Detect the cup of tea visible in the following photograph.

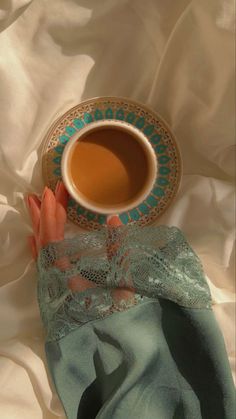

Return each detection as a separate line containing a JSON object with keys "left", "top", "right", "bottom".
{"left": 61, "top": 120, "right": 157, "bottom": 215}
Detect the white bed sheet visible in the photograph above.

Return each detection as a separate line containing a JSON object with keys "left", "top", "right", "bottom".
{"left": 0, "top": 0, "right": 235, "bottom": 417}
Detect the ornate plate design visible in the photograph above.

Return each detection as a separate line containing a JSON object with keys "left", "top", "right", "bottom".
{"left": 42, "top": 96, "right": 182, "bottom": 230}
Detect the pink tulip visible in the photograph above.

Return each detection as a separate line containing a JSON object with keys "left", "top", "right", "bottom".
{"left": 26, "top": 184, "right": 134, "bottom": 301}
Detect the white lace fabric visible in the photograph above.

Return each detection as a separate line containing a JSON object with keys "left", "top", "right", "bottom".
{"left": 37, "top": 226, "right": 212, "bottom": 342}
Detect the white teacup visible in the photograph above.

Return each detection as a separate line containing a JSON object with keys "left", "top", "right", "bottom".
{"left": 61, "top": 120, "right": 157, "bottom": 215}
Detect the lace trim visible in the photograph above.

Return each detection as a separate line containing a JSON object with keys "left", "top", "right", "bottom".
{"left": 37, "top": 226, "right": 211, "bottom": 342}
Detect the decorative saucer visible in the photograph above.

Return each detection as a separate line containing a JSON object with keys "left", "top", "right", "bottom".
{"left": 42, "top": 96, "right": 182, "bottom": 230}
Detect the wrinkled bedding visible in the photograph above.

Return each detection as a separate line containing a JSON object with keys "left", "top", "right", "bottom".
{"left": 0, "top": 0, "right": 235, "bottom": 417}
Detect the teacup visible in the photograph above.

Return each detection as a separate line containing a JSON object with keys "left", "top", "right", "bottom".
{"left": 61, "top": 120, "right": 157, "bottom": 215}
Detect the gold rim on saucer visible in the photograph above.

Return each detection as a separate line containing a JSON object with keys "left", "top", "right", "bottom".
{"left": 42, "top": 96, "right": 182, "bottom": 230}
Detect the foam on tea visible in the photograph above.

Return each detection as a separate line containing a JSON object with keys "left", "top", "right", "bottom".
{"left": 69, "top": 128, "right": 149, "bottom": 206}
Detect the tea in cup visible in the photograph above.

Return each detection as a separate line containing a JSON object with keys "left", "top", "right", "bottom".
{"left": 61, "top": 120, "right": 157, "bottom": 215}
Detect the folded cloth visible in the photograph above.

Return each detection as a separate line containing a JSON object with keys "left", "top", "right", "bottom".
{"left": 37, "top": 226, "right": 235, "bottom": 419}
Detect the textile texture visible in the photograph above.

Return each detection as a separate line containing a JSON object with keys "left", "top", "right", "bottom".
{"left": 0, "top": 0, "right": 235, "bottom": 417}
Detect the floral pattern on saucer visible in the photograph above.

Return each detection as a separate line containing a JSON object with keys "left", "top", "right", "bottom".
{"left": 42, "top": 97, "right": 182, "bottom": 230}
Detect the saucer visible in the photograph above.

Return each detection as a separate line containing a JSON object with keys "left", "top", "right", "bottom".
{"left": 42, "top": 96, "right": 182, "bottom": 230}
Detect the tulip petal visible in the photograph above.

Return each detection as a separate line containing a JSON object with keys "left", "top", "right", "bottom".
{"left": 40, "top": 187, "right": 57, "bottom": 246}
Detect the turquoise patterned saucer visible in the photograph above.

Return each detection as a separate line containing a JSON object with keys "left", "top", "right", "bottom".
{"left": 42, "top": 96, "right": 182, "bottom": 230}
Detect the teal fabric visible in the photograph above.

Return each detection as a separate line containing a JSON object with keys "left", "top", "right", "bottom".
{"left": 46, "top": 300, "right": 235, "bottom": 419}
{"left": 37, "top": 226, "right": 235, "bottom": 417}
{"left": 37, "top": 226, "right": 212, "bottom": 342}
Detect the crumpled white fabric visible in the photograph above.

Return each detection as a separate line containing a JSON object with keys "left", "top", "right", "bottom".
{"left": 0, "top": 0, "right": 235, "bottom": 417}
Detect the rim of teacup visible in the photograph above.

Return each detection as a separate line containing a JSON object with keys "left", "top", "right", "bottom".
{"left": 61, "top": 120, "right": 157, "bottom": 215}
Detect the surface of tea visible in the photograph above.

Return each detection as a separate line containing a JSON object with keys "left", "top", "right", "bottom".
{"left": 69, "top": 128, "right": 148, "bottom": 206}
